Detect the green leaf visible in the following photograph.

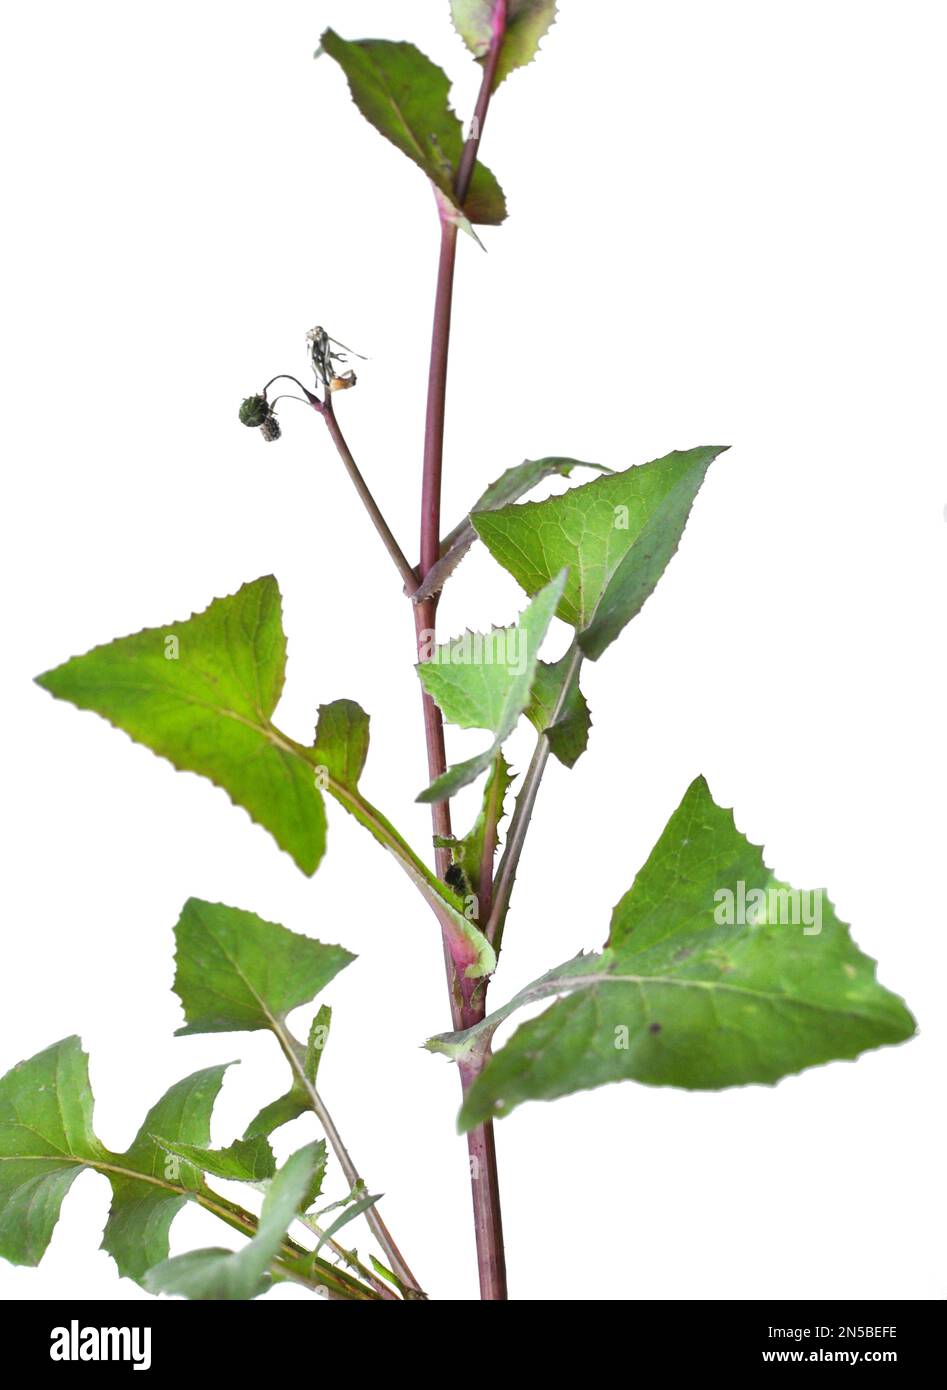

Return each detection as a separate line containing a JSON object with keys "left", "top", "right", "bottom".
{"left": 296, "top": 1139, "right": 328, "bottom": 1215}
{"left": 145, "top": 1143, "right": 322, "bottom": 1301}
{"left": 469, "top": 457, "right": 610, "bottom": 519}
{"left": 153, "top": 1135, "right": 277, "bottom": 1185}
{"left": 416, "top": 571, "right": 566, "bottom": 801}
{"left": 472, "top": 447, "right": 727, "bottom": 660}
{"left": 526, "top": 654, "right": 591, "bottom": 768}
{"left": 451, "top": 1, "right": 558, "bottom": 89}
{"left": 101, "top": 1063, "right": 234, "bottom": 1282}
{"left": 320, "top": 30, "right": 505, "bottom": 227}
{"left": 0, "top": 1036, "right": 106, "bottom": 1266}
{"left": 173, "top": 898, "right": 354, "bottom": 1036}
{"left": 35, "top": 576, "right": 328, "bottom": 875}
{"left": 0, "top": 1036, "right": 239, "bottom": 1283}
{"left": 416, "top": 457, "right": 611, "bottom": 602}
{"left": 428, "top": 777, "right": 916, "bottom": 1129}
{"left": 313, "top": 702, "right": 369, "bottom": 790}
{"left": 243, "top": 1088, "right": 308, "bottom": 1140}
{"left": 314, "top": 1190, "right": 381, "bottom": 1256}
{"left": 457, "top": 755, "right": 515, "bottom": 899}
{"left": 35, "top": 579, "right": 492, "bottom": 973}
{"left": 305, "top": 1006, "right": 332, "bottom": 1087}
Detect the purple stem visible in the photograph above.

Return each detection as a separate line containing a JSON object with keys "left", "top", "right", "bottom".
{"left": 415, "top": 7, "right": 509, "bottom": 1301}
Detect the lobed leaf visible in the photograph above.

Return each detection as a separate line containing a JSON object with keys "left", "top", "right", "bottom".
{"left": 426, "top": 777, "right": 916, "bottom": 1128}
{"left": 451, "top": 1, "right": 558, "bottom": 89}
{"left": 416, "top": 571, "right": 566, "bottom": 801}
{"left": 472, "top": 447, "right": 727, "bottom": 660}
{"left": 320, "top": 30, "right": 505, "bottom": 227}
{"left": 0, "top": 1036, "right": 240, "bottom": 1283}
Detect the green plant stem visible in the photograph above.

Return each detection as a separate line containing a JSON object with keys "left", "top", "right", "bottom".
{"left": 488, "top": 644, "right": 583, "bottom": 951}
{"left": 90, "top": 1158, "right": 377, "bottom": 1300}
{"left": 415, "top": 16, "right": 509, "bottom": 1302}
{"left": 270, "top": 1020, "right": 424, "bottom": 1299}
{"left": 296, "top": 1212, "right": 393, "bottom": 1294}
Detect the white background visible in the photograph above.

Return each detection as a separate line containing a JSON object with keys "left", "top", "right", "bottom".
{"left": 2, "top": 1, "right": 944, "bottom": 1302}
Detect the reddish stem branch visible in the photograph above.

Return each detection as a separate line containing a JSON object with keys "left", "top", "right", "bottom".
{"left": 322, "top": 402, "right": 418, "bottom": 590}
{"left": 414, "top": 13, "right": 509, "bottom": 1302}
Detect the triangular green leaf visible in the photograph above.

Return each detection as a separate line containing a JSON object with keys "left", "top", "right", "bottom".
{"left": 36, "top": 582, "right": 492, "bottom": 974}
{"left": 469, "top": 458, "right": 610, "bottom": 520}
{"left": 451, "top": 1, "right": 558, "bottom": 90}
{"left": 144, "top": 1142, "right": 322, "bottom": 1301}
{"left": 320, "top": 30, "right": 505, "bottom": 227}
{"left": 428, "top": 777, "right": 916, "bottom": 1128}
{"left": 153, "top": 1135, "right": 277, "bottom": 1185}
{"left": 35, "top": 576, "right": 328, "bottom": 875}
{"left": 173, "top": 898, "right": 354, "bottom": 1036}
{"left": 472, "top": 448, "right": 726, "bottom": 660}
{"left": 416, "top": 457, "right": 610, "bottom": 601}
{"left": 0, "top": 1036, "right": 105, "bottom": 1266}
{"left": 525, "top": 655, "right": 591, "bottom": 767}
{"left": 416, "top": 572, "right": 566, "bottom": 801}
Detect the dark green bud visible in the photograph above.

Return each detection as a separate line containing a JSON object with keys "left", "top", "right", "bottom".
{"left": 239, "top": 395, "right": 269, "bottom": 428}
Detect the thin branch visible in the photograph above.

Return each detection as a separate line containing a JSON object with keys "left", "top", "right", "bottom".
{"left": 487, "top": 644, "right": 584, "bottom": 951}
{"left": 269, "top": 1019, "right": 424, "bottom": 1300}
{"left": 321, "top": 402, "right": 418, "bottom": 590}
{"left": 454, "top": 0, "right": 507, "bottom": 200}
{"left": 295, "top": 1212, "right": 395, "bottom": 1296}
{"left": 90, "top": 1156, "right": 378, "bottom": 1300}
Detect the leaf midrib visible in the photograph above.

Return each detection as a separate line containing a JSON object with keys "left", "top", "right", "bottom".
{"left": 537, "top": 970, "right": 900, "bottom": 1026}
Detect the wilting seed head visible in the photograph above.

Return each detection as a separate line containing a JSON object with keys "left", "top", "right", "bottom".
{"left": 239, "top": 395, "right": 270, "bottom": 428}
{"left": 258, "top": 414, "right": 282, "bottom": 442}
{"left": 307, "top": 325, "right": 362, "bottom": 391}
